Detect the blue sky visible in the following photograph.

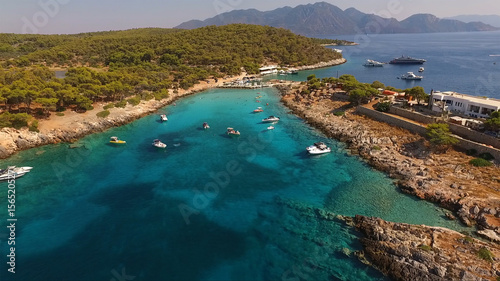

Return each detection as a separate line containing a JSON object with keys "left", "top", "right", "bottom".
{"left": 1, "top": 0, "right": 499, "bottom": 34}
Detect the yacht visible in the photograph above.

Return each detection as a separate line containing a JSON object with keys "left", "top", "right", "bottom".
{"left": 203, "top": 122, "right": 210, "bottom": 129}
{"left": 160, "top": 114, "right": 168, "bottom": 122}
{"left": 399, "top": 72, "right": 423, "bottom": 80}
{"left": 363, "top": 59, "right": 384, "bottom": 67}
{"left": 109, "top": 136, "right": 126, "bottom": 144}
{"left": 262, "top": 116, "right": 280, "bottom": 123}
{"left": 0, "top": 166, "right": 33, "bottom": 181}
{"left": 226, "top": 127, "right": 240, "bottom": 136}
{"left": 306, "top": 142, "right": 331, "bottom": 155}
{"left": 152, "top": 139, "right": 167, "bottom": 148}
{"left": 389, "top": 55, "right": 426, "bottom": 64}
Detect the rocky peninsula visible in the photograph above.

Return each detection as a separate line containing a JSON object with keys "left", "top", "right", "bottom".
{"left": 277, "top": 82, "right": 500, "bottom": 279}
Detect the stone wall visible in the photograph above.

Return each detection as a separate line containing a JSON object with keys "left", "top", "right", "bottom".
{"left": 448, "top": 123, "right": 500, "bottom": 149}
{"left": 357, "top": 106, "right": 500, "bottom": 160}
{"left": 389, "top": 106, "right": 500, "bottom": 150}
{"left": 389, "top": 106, "right": 438, "bottom": 124}
{"left": 357, "top": 106, "right": 427, "bottom": 135}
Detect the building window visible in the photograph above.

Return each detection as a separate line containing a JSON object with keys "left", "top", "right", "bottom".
{"left": 469, "top": 105, "right": 480, "bottom": 113}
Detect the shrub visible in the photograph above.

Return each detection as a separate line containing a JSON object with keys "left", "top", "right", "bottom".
{"left": 469, "top": 158, "right": 493, "bottom": 167}
{"left": 154, "top": 90, "right": 169, "bottom": 101}
{"left": 477, "top": 247, "right": 494, "bottom": 262}
{"left": 418, "top": 244, "right": 432, "bottom": 251}
{"left": 127, "top": 96, "right": 141, "bottom": 106}
{"left": 56, "top": 112, "right": 65, "bottom": 116}
{"left": 478, "top": 152, "right": 494, "bottom": 161}
{"left": 142, "top": 93, "right": 154, "bottom": 101}
{"left": 375, "top": 101, "right": 391, "bottom": 112}
{"left": 103, "top": 103, "right": 115, "bottom": 110}
{"left": 372, "top": 145, "right": 382, "bottom": 151}
{"left": 96, "top": 110, "right": 110, "bottom": 118}
{"left": 333, "top": 111, "right": 345, "bottom": 116}
{"left": 28, "top": 120, "right": 39, "bottom": 132}
{"left": 466, "top": 149, "right": 477, "bottom": 156}
{"left": 426, "top": 123, "right": 458, "bottom": 151}
{"left": 115, "top": 100, "right": 127, "bottom": 108}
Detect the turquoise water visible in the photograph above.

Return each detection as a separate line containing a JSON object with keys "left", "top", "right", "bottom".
{"left": 0, "top": 88, "right": 469, "bottom": 280}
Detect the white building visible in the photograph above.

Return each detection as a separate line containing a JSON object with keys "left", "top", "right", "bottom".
{"left": 431, "top": 91, "right": 500, "bottom": 119}
{"left": 259, "top": 65, "right": 278, "bottom": 75}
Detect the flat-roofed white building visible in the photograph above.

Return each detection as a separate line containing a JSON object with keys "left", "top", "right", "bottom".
{"left": 431, "top": 91, "right": 500, "bottom": 118}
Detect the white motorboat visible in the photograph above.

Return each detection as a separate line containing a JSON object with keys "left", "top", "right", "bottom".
{"left": 306, "top": 142, "right": 331, "bottom": 155}
{"left": 399, "top": 72, "right": 423, "bottom": 80}
{"left": 0, "top": 166, "right": 33, "bottom": 181}
{"left": 267, "top": 126, "right": 275, "bottom": 130}
{"left": 203, "top": 122, "right": 210, "bottom": 129}
{"left": 363, "top": 59, "right": 384, "bottom": 67}
{"left": 152, "top": 139, "right": 167, "bottom": 148}
{"left": 262, "top": 116, "right": 280, "bottom": 123}
{"left": 226, "top": 127, "right": 240, "bottom": 136}
{"left": 160, "top": 114, "right": 168, "bottom": 122}
{"left": 418, "top": 67, "right": 424, "bottom": 72}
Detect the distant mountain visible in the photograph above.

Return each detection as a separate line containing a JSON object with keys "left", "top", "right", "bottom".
{"left": 175, "top": 2, "right": 499, "bottom": 35}
{"left": 446, "top": 15, "right": 500, "bottom": 28}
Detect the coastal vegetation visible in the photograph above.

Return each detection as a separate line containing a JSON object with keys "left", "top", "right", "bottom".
{"left": 0, "top": 24, "right": 341, "bottom": 129}
{"left": 426, "top": 123, "right": 459, "bottom": 152}
{"left": 484, "top": 110, "right": 500, "bottom": 131}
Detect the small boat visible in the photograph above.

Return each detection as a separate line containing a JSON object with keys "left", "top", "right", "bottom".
{"left": 399, "top": 72, "right": 423, "bottom": 80}
{"left": 0, "top": 166, "right": 33, "bottom": 181}
{"left": 306, "top": 142, "right": 331, "bottom": 155}
{"left": 152, "top": 139, "right": 167, "bottom": 148}
{"left": 363, "top": 59, "right": 384, "bottom": 67}
{"left": 267, "top": 126, "right": 275, "bottom": 130}
{"left": 418, "top": 67, "right": 424, "bottom": 72}
{"left": 262, "top": 116, "right": 280, "bottom": 123}
{"left": 160, "top": 114, "right": 168, "bottom": 122}
{"left": 287, "top": 69, "right": 299, "bottom": 75}
{"left": 226, "top": 127, "right": 240, "bottom": 136}
{"left": 253, "top": 107, "right": 263, "bottom": 113}
{"left": 203, "top": 122, "right": 210, "bottom": 129}
{"left": 109, "top": 136, "right": 126, "bottom": 144}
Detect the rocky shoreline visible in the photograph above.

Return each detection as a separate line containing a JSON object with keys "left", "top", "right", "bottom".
{"left": 277, "top": 84, "right": 500, "bottom": 239}
{"left": 0, "top": 59, "right": 349, "bottom": 160}
{"left": 353, "top": 215, "right": 500, "bottom": 281}
{"left": 276, "top": 82, "right": 500, "bottom": 279}
{"left": 0, "top": 86, "right": 208, "bottom": 159}
{"left": 295, "top": 58, "right": 346, "bottom": 70}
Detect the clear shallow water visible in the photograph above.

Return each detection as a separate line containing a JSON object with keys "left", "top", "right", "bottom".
{"left": 0, "top": 88, "right": 470, "bottom": 281}
{"left": 267, "top": 31, "right": 500, "bottom": 99}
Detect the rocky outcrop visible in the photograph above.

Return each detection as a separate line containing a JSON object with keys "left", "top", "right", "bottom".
{"left": 279, "top": 86, "right": 500, "bottom": 238}
{"left": 354, "top": 215, "right": 500, "bottom": 281}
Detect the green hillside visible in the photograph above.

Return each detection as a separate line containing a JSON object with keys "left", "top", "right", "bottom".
{"left": 0, "top": 24, "right": 342, "bottom": 129}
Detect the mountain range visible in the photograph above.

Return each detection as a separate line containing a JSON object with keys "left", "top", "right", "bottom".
{"left": 175, "top": 2, "right": 499, "bottom": 35}
{"left": 446, "top": 15, "right": 500, "bottom": 27}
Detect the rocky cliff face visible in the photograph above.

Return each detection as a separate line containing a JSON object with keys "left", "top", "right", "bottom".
{"left": 354, "top": 215, "right": 500, "bottom": 281}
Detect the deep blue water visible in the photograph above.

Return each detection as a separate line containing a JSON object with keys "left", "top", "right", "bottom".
{"left": 0, "top": 87, "right": 470, "bottom": 281}
{"left": 268, "top": 31, "right": 500, "bottom": 99}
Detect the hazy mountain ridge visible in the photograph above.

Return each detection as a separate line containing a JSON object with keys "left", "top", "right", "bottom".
{"left": 446, "top": 15, "right": 500, "bottom": 27}
{"left": 175, "top": 2, "right": 499, "bottom": 35}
